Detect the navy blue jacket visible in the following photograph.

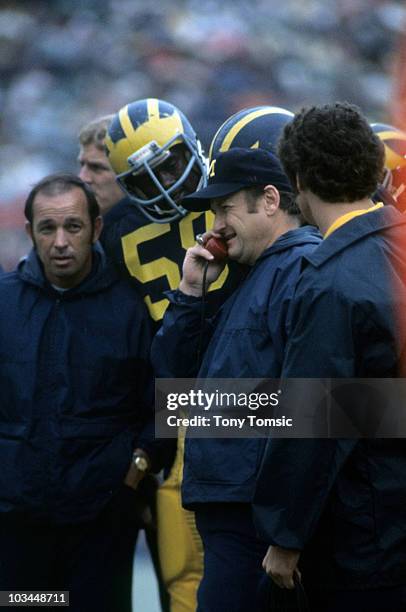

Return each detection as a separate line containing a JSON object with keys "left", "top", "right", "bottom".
{"left": 152, "top": 226, "right": 321, "bottom": 506}
{"left": 254, "top": 206, "right": 406, "bottom": 589}
{"left": 0, "top": 247, "right": 156, "bottom": 524}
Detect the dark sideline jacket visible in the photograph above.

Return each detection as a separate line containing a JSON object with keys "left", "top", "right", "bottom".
{"left": 152, "top": 226, "right": 321, "bottom": 506}
{"left": 254, "top": 206, "right": 406, "bottom": 589}
{"left": 0, "top": 247, "right": 158, "bottom": 524}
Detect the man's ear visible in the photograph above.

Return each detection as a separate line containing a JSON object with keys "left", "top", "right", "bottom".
{"left": 25, "top": 222, "right": 33, "bottom": 243}
{"left": 263, "top": 185, "right": 280, "bottom": 216}
{"left": 92, "top": 216, "right": 104, "bottom": 243}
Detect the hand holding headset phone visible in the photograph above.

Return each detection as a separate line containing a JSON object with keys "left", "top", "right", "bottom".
{"left": 195, "top": 233, "right": 228, "bottom": 261}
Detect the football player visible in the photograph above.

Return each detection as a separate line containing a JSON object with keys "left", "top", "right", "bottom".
{"left": 104, "top": 98, "right": 222, "bottom": 612}
{"left": 103, "top": 98, "right": 239, "bottom": 324}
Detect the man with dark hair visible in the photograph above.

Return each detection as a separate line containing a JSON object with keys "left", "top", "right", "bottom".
{"left": 24, "top": 172, "right": 101, "bottom": 227}
{"left": 0, "top": 174, "right": 162, "bottom": 611}
{"left": 279, "top": 102, "right": 384, "bottom": 206}
{"left": 152, "top": 147, "right": 321, "bottom": 611}
{"left": 254, "top": 102, "right": 406, "bottom": 612}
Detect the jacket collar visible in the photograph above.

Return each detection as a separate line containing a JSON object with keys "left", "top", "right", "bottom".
{"left": 257, "top": 225, "right": 322, "bottom": 264}
{"left": 18, "top": 242, "right": 117, "bottom": 295}
{"left": 304, "top": 205, "right": 406, "bottom": 269}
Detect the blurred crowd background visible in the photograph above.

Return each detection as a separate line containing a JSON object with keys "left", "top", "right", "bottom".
{"left": 0, "top": 0, "right": 405, "bottom": 269}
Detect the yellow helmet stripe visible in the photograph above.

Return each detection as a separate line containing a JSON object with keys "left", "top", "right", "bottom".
{"left": 377, "top": 130, "right": 406, "bottom": 168}
{"left": 378, "top": 130, "right": 406, "bottom": 141}
{"left": 147, "top": 98, "right": 160, "bottom": 121}
{"left": 384, "top": 145, "right": 406, "bottom": 169}
{"left": 119, "top": 105, "right": 140, "bottom": 151}
{"left": 138, "top": 103, "right": 184, "bottom": 148}
{"left": 211, "top": 108, "right": 291, "bottom": 158}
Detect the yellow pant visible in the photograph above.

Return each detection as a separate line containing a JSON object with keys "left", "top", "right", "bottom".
{"left": 157, "top": 431, "right": 203, "bottom": 612}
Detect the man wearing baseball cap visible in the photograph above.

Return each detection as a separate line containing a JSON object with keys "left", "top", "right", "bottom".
{"left": 152, "top": 147, "right": 321, "bottom": 611}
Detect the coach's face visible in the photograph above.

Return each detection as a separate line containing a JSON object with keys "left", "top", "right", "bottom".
{"left": 211, "top": 186, "right": 279, "bottom": 266}
{"left": 26, "top": 187, "right": 102, "bottom": 289}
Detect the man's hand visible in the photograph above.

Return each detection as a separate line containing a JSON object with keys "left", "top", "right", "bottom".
{"left": 123, "top": 463, "right": 144, "bottom": 491}
{"left": 123, "top": 449, "right": 150, "bottom": 491}
{"left": 262, "top": 545, "right": 301, "bottom": 589}
{"left": 179, "top": 232, "right": 226, "bottom": 297}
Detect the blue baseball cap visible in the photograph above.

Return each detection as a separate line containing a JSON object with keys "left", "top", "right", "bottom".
{"left": 182, "top": 147, "right": 293, "bottom": 212}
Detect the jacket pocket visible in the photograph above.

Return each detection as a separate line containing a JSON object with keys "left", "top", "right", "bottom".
{"left": 186, "top": 438, "right": 263, "bottom": 486}
{"left": 0, "top": 422, "right": 28, "bottom": 508}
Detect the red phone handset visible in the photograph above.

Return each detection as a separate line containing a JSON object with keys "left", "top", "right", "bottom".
{"left": 204, "top": 236, "right": 228, "bottom": 261}
{"left": 196, "top": 234, "right": 228, "bottom": 261}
